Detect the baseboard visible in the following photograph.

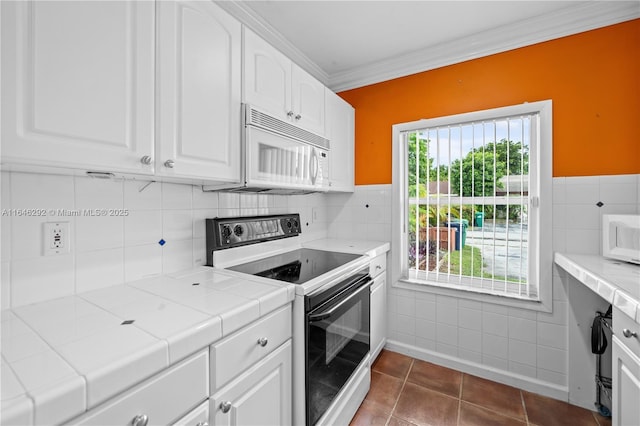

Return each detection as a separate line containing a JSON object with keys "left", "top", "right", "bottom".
{"left": 385, "top": 339, "right": 569, "bottom": 403}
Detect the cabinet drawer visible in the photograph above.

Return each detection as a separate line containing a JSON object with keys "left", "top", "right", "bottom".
{"left": 172, "top": 400, "right": 209, "bottom": 426}
{"left": 370, "top": 253, "right": 386, "bottom": 278}
{"left": 614, "top": 307, "right": 640, "bottom": 358}
{"left": 72, "top": 350, "right": 209, "bottom": 425}
{"left": 211, "top": 304, "right": 291, "bottom": 390}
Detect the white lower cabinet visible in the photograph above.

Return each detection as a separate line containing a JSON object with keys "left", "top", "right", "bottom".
{"left": 612, "top": 336, "right": 640, "bottom": 426}
{"left": 65, "top": 303, "right": 293, "bottom": 426}
{"left": 369, "top": 253, "right": 387, "bottom": 361}
{"left": 70, "top": 350, "right": 209, "bottom": 425}
{"left": 370, "top": 274, "right": 387, "bottom": 361}
{"left": 210, "top": 340, "right": 292, "bottom": 426}
{"left": 612, "top": 306, "right": 640, "bottom": 426}
{"left": 173, "top": 401, "right": 209, "bottom": 426}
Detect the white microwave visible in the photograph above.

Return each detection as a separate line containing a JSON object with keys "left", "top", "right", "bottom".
{"left": 603, "top": 214, "right": 640, "bottom": 264}
{"left": 203, "top": 104, "right": 330, "bottom": 194}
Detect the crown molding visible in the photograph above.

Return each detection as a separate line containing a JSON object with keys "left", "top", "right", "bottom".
{"left": 329, "top": 1, "right": 640, "bottom": 92}
{"left": 214, "top": 1, "right": 330, "bottom": 86}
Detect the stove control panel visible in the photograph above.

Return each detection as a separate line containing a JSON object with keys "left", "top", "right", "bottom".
{"left": 206, "top": 214, "right": 301, "bottom": 261}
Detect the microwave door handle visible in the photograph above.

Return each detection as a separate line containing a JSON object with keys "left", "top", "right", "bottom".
{"left": 308, "top": 280, "right": 370, "bottom": 322}
{"left": 309, "top": 149, "right": 318, "bottom": 184}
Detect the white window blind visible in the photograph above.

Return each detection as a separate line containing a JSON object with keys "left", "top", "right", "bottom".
{"left": 404, "top": 113, "right": 539, "bottom": 300}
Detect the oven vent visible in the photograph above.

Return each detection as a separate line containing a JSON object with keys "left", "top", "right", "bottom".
{"left": 245, "top": 104, "right": 330, "bottom": 150}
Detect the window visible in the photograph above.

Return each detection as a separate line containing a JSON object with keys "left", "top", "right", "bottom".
{"left": 392, "top": 101, "right": 552, "bottom": 309}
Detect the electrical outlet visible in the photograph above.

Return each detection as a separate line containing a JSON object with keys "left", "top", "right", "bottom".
{"left": 43, "top": 222, "right": 70, "bottom": 255}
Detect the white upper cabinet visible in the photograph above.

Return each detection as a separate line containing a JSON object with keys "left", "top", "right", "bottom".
{"left": 291, "top": 65, "right": 325, "bottom": 136}
{"left": 156, "top": 0, "right": 241, "bottom": 182}
{"left": 1, "top": 1, "right": 156, "bottom": 174}
{"left": 324, "top": 89, "right": 355, "bottom": 192}
{"left": 243, "top": 28, "right": 325, "bottom": 136}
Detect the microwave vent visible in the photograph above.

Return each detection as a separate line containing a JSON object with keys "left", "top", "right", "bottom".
{"left": 245, "top": 105, "right": 330, "bottom": 150}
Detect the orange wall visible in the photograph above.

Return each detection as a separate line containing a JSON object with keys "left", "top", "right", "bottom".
{"left": 339, "top": 19, "right": 640, "bottom": 185}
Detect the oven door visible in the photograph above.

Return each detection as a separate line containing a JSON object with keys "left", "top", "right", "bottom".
{"left": 305, "top": 273, "right": 371, "bottom": 426}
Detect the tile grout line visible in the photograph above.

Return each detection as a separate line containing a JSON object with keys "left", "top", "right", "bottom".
{"left": 384, "top": 358, "right": 414, "bottom": 426}
{"left": 520, "top": 390, "right": 530, "bottom": 425}
{"left": 457, "top": 374, "right": 464, "bottom": 425}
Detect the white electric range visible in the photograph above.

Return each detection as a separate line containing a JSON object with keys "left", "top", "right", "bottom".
{"left": 206, "top": 214, "right": 372, "bottom": 426}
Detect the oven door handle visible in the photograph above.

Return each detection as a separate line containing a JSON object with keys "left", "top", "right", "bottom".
{"left": 308, "top": 279, "right": 370, "bottom": 322}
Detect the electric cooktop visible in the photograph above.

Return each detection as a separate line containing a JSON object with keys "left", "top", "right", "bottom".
{"left": 227, "top": 248, "right": 360, "bottom": 284}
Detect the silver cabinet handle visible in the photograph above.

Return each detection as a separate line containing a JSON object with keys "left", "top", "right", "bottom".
{"left": 622, "top": 328, "right": 638, "bottom": 338}
{"left": 257, "top": 337, "right": 268, "bottom": 347}
{"left": 294, "top": 114, "right": 301, "bottom": 120}
{"left": 131, "top": 414, "right": 149, "bottom": 426}
{"left": 220, "top": 401, "right": 232, "bottom": 413}
{"left": 287, "top": 111, "right": 294, "bottom": 118}
{"left": 164, "top": 159, "right": 175, "bottom": 168}
{"left": 375, "top": 265, "right": 382, "bottom": 270}
{"left": 140, "top": 155, "right": 152, "bottom": 165}
{"left": 196, "top": 423, "right": 209, "bottom": 426}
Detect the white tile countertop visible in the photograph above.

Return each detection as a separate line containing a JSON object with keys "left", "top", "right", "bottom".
{"left": 555, "top": 253, "right": 640, "bottom": 324}
{"left": 303, "top": 239, "right": 390, "bottom": 258}
{"left": 0, "top": 267, "right": 295, "bottom": 425}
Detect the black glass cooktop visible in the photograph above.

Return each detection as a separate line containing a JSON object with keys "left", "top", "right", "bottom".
{"left": 227, "top": 248, "right": 361, "bottom": 284}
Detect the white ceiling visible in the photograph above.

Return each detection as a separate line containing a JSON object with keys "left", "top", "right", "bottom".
{"left": 220, "top": 1, "right": 640, "bottom": 91}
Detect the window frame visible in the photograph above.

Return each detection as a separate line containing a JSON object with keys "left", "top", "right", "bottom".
{"left": 391, "top": 101, "right": 553, "bottom": 312}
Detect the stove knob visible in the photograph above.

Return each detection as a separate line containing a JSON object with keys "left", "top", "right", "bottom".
{"left": 234, "top": 224, "right": 244, "bottom": 237}
{"left": 221, "top": 225, "right": 232, "bottom": 240}
{"left": 293, "top": 220, "right": 299, "bottom": 230}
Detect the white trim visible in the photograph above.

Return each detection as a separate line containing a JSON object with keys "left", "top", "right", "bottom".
{"left": 215, "top": 1, "right": 638, "bottom": 92}
{"left": 214, "top": 0, "right": 329, "bottom": 86}
{"left": 391, "top": 100, "right": 553, "bottom": 311}
{"left": 330, "top": 2, "right": 640, "bottom": 91}
{"left": 385, "top": 340, "right": 570, "bottom": 404}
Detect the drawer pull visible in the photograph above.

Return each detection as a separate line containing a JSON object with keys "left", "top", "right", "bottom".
{"left": 196, "top": 423, "right": 209, "bottom": 426}
{"left": 131, "top": 414, "right": 149, "bottom": 426}
{"left": 375, "top": 265, "right": 382, "bottom": 270}
{"left": 257, "top": 337, "right": 269, "bottom": 347}
{"left": 622, "top": 328, "right": 638, "bottom": 338}
{"left": 220, "top": 401, "right": 232, "bottom": 413}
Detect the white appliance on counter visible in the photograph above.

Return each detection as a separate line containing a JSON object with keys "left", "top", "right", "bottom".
{"left": 203, "top": 104, "right": 330, "bottom": 194}
{"left": 206, "top": 214, "right": 372, "bottom": 426}
{"left": 603, "top": 214, "right": 640, "bottom": 264}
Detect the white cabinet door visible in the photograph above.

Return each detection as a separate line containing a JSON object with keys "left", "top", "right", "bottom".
{"left": 291, "top": 65, "right": 325, "bottom": 136}
{"left": 324, "top": 89, "right": 355, "bottom": 192}
{"left": 211, "top": 341, "right": 292, "bottom": 426}
{"left": 156, "top": 0, "right": 241, "bottom": 182}
{"left": 613, "top": 336, "right": 640, "bottom": 426}
{"left": 1, "top": 0, "right": 155, "bottom": 174}
{"left": 243, "top": 29, "right": 325, "bottom": 136}
{"left": 243, "top": 28, "right": 291, "bottom": 123}
{"left": 370, "top": 274, "right": 387, "bottom": 361}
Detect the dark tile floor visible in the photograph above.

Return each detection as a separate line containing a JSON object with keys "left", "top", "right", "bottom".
{"left": 350, "top": 350, "right": 612, "bottom": 426}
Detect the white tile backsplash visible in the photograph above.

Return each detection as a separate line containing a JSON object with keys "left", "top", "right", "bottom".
{"left": 1, "top": 171, "right": 330, "bottom": 308}
{"left": 11, "top": 256, "right": 75, "bottom": 306}
{"left": 75, "top": 249, "right": 124, "bottom": 294}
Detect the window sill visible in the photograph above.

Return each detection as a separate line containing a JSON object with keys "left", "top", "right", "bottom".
{"left": 395, "top": 276, "right": 552, "bottom": 313}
